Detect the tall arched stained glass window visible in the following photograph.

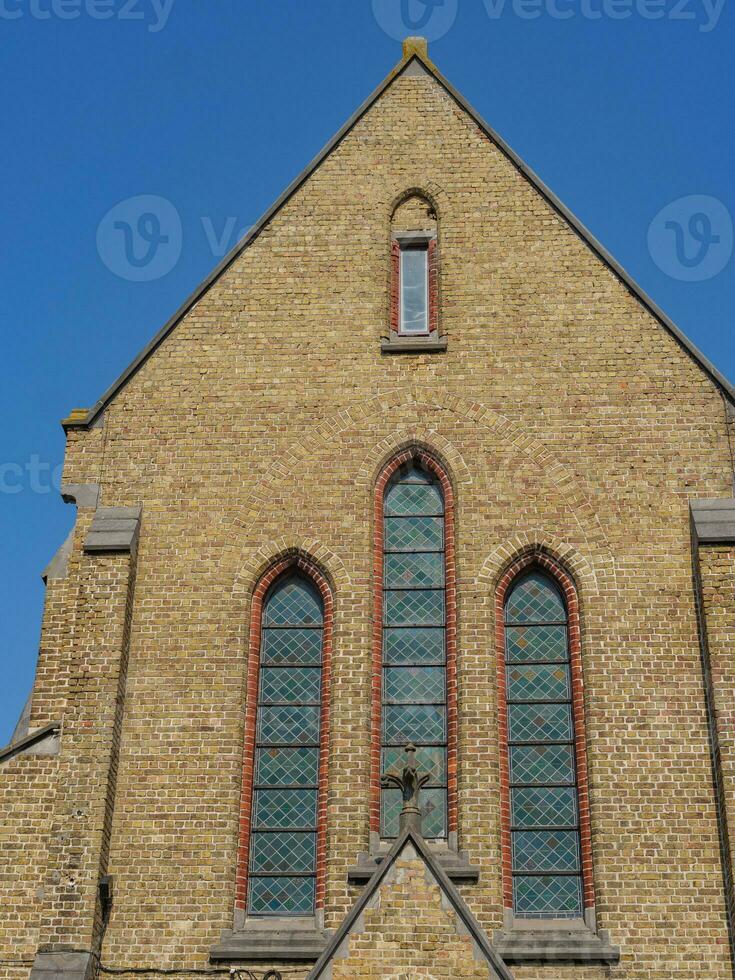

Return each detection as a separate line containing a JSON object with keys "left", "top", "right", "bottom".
{"left": 247, "top": 576, "right": 324, "bottom": 916}
{"left": 381, "top": 463, "right": 447, "bottom": 838}
{"left": 504, "top": 571, "right": 583, "bottom": 918}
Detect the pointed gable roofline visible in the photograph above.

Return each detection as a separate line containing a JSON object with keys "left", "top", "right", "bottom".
{"left": 305, "top": 823, "right": 514, "bottom": 980}
{"left": 64, "top": 40, "right": 735, "bottom": 430}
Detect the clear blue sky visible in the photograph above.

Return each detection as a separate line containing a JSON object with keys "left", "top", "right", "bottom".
{"left": 1, "top": 0, "right": 733, "bottom": 745}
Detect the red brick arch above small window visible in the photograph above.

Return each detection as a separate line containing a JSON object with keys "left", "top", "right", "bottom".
{"left": 390, "top": 193, "right": 439, "bottom": 338}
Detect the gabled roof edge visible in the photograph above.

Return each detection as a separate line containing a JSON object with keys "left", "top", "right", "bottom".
{"left": 67, "top": 47, "right": 735, "bottom": 431}
{"left": 68, "top": 53, "right": 422, "bottom": 431}
{"left": 305, "top": 826, "right": 513, "bottom": 980}
{"left": 423, "top": 60, "right": 735, "bottom": 404}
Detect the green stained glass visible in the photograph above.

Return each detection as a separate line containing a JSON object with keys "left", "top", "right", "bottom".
{"left": 512, "top": 831, "right": 580, "bottom": 873}
{"left": 506, "top": 573, "right": 566, "bottom": 624}
{"left": 509, "top": 745, "right": 575, "bottom": 785}
{"left": 253, "top": 788, "right": 317, "bottom": 830}
{"left": 257, "top": 706, "right": 319, "bottom": 745}
{"left": 382, "top": 746, "right": 446, "bottom": 786}
{"left": 259, "top": 667, "right": 321, "bottom": 705}
{"left": 393, "top": 464, "right": 435, "bottom": 484}
{"left": 264, "top": 578, "right": 323, "bottom": 627}
{"left": 385, "top": 483, "right": 444, "bottom": 517}
{"left": 250, "top": 832, "right": 316, "bottom": 874}
{"left": 384, "top": 628, "right": 445, "bottom": 665}
{"left": 381, "top": 462, "right": 448, "bottom": 841}
{"left": 508, "top": 704, "right": 573, "bottom": 743}
{"left": 385, "top": 590, "right": 444, "bottom": 626}
{"left": 262, "top": 628, "right": 323, "bottom": 665}
{"left": 505, "top": 570, "right": 583, "bottom": 918}
{"left": 385, "top": 517, "right": 443, "bottom": 552}
{"left": 381, "top": 788, "right": 447, "bottom": 839}
{"left": 384, "top": 667, "right": 445, "bottom": 704}
{"left": 250, "top": 573, "right": 326, "bottom": 917}
{"left": 248, "top": 876, "right": 315, "bottom": 916}
{"left": 385, "top": 552, "right": 444, "bottom": 589}
{"left": 255, "top": 747, "right": 319, "bottom": 787}
{"left": 507, "top": 664, "right": 570, "bottom": 702}
{"left": 383, "top": 704, "right": 446, "bottom": 744}
{"left": 506, "top": 625, "right": 567, "bottom": 663}
{"left": 513, "top": 875, "right": 582, "bottom": 918}
{"left": 511, "top": 787, "right": 578, "bottom": 829}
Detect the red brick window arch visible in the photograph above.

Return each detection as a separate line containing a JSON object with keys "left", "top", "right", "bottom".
{"left": 236, "top": 557, "right": 333, "bottom": 917}
{"left": 496, "top": 556, "right": 595, "bottom": 920}
{"left": 390, "top": 194, "right": 439, "bottom": 338}
{"left": 371, "top": 449, "right": 457, "bottom": 840}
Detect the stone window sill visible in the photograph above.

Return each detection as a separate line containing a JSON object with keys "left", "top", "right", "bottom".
{"left": 493, "top": 917, "right": 619, "bottom": 964}
{"left": 210, "top": 916, "right": 329, "bottom": 963}
{"left": 381, "top": 334, "right": 447, "bottom": 354}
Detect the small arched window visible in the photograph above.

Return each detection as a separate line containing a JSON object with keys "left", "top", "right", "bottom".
{"left": 244, "top": 574, "right": 326, "bottom": 917}
{"left": 390, "top": 194, "right": 439, "bottom": 339}
{"left": 503, "top": 571, "right": 586, "bottom": 919}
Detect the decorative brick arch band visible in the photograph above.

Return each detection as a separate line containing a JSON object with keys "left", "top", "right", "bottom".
{"left": 370, "top": 447, "right": 458, "bottom": 837}
{"left": 235, "top": 554, "right": 334, "bottom": 912}
{"left": 495, "top": 551, "right": 595, "bottom": 914}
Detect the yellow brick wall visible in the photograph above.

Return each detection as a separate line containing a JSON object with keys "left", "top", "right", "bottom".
{"left": 331, "top": 849, "right": 495, "bottom": 979}
{"left": 2, "top": 62, "right": 734, "bottom": 978}
{"left": 0, "top": 755, "right": 58, "bottom": 980}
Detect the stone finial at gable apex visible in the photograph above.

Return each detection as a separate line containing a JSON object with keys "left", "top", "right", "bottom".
{"left": 403, "top": 36, "right": 429, "bottom": 61}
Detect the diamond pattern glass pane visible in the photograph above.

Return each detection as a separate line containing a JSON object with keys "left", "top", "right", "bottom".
{"left": 264, "top": 579, "right": 323, "bottom": 626}
{"left": 385, "top": 483, "right": 444, "bottom": 517}
{"left": 383, "top": 704, "right": 446, "bottom": 744}
{"left": 260, "top": 667, "right": 321, "bottom": 705}
{"left": 382, "top": 746, "right": 446, "bottom": 786}
{"left": 507, "top": 664, "right": 571, "bottom": 702}
{"left": 506, "top": 625, "right": 567, "bottom": 663}
{"left": 385, "top": 552, "right": 444, "bottom": 589}
{"left": 262, "top": 628, "right": 323, "bottom": 665}
{"left": 513, "top": 831, "right": 580, "bottom": 872}
{"left": 381, "top": 788, "right": 447, "bottom": 839}
{"left": 510, "top": 745, "right": 575, "bottom": 785}
{"left": 511, "top": 787, "right": 578, "bottom": 829}
{"left": 384, "top": 667, "right": 445, "bottom": 704}
{"left": 385, "top": 517, "right": 443, "bottom": 552}
{"left": 513, "top": 875, "right": 583, "bottom": 918}
{"left": 257, "top": 706, "right": 319, "bottom": 745}
{"left": 385, "top": 590, "right": 444, "bottom": 626}
{"left": 250, "top": 832, "right": 316, "bottom": 874}
{"left": 394, "top": 464, "right": 435, "bottom": 484}
{"left": 255, "top": 747, "right": 319, "bottom": 788}
{"left": 253, "top": 789, "right": 317, "bottom": 830}
{"left": 248, "top": 876, "right": 315, "bottom": 916}
{"left": 384, "top": 628, "right": 445, "bottom": 665}
{"left": 509, "top": 704, "right": 573, "bottom": 743}
{"left": 506, "top": 573, "right": 566, "bottom": 624}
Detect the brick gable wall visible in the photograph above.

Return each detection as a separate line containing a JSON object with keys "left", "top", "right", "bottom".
{"left": 2, "top": 61, "right": 734, "bottom": 979}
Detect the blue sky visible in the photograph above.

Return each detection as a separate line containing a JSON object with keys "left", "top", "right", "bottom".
{"left": 1, "top": 0, "right": 733, "bottom": 745}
